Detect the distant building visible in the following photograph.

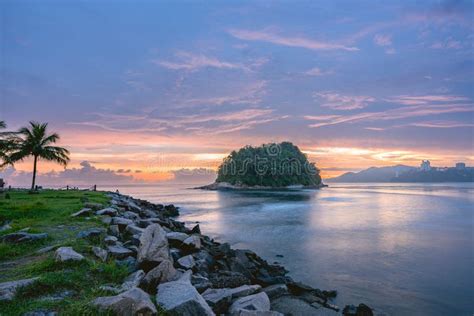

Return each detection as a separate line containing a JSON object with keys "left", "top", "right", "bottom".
{"left": 420, "top": 160, "right": 431, "bottom": 171}
{"left": 456, "top": 162, "right": 466, "bottom": 170}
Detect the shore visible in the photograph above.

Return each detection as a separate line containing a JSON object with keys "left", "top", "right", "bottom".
{"left": 196, "top": 181, "right": 328, "bottom": 191}
{"left": 0, "top": 190, "right": 372, "bottom": 315}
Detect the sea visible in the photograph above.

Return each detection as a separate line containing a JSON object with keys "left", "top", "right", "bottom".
{"left": 97, "top": 182, "right": 473, "bottom": 315}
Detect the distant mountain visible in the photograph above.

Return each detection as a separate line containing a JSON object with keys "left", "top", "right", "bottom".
{"left": 326, "top": 165, "right": 416, "bottom": 183}
{"left": 327, "top": 164, "right": 474, "bottom": 183}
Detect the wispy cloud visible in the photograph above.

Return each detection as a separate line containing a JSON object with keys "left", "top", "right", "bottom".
{"left": 154, "top": 51, "right": 249, "bottom": 72}
{"left": 182, "top": 80, "right": 267, "bottom": 107}
{"left": 373, "top": 34, "right": 392, "bottom": 46}
{"left": 305, "top": 101, "right": 473, "bottom": 128}
{"left": 387, "top": 94, "right": 469, "bottom": 105}
{"left": 304, "top": 67, "right": 334, "bottom": 76}
{"left": 228, "top": 28, "right": 359, "bottom": 51}
{"left": 373, "top": 34, "right": 396, "bottom": 54}
{"left": 313, "top": 91, "right": 375, "bottom": 110}
{"left": 430, "top": 38, "right": 463, "bottom": 50}
{"left": 407, "top": 120, "right": 474, "bottom": 128}
{"left": 71, "top": 107, "right": 285, "bottom": 136}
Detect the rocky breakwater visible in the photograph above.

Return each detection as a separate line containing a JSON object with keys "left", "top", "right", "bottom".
{"left": 89, "top": 192, "right": 374, "bottom": 316}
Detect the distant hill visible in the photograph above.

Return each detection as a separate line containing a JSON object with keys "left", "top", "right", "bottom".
{"left": 327, "top": 165, "right": 474, "bottom": 183}
{"left": 327, "top": 165, "right": 416, "bottom": 182}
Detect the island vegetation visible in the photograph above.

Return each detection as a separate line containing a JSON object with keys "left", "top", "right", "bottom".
{"left": 207, "top": 142, "right": 323, "bottom": 189}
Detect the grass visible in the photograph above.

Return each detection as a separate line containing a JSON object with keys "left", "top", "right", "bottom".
{"left": 0, "top": 189, "right": 136, "bottom": 315}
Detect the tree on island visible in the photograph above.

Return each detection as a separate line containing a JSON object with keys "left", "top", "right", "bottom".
{"left": 5, "top": 121, "right": 70, "bottom": 191}
{"left": 216, "top": 142, "right": 322, "bottom": 187}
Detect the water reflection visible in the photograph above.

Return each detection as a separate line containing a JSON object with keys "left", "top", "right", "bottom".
{"left": 104, "top": 183, "right": 474, "bottom": 316}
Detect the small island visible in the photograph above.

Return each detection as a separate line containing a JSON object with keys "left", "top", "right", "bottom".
{"left": 200, "top": 142, "right": 325, "bottom": 190}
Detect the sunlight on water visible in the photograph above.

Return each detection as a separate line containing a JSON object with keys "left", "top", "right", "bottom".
{"left": 102, "top": 183, "right": 474, "bottom": 315}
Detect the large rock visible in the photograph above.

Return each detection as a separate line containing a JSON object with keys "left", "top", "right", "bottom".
{"left": 54, "top": 247, "right": 84, "bottom": 262}
{"left": 263, "top": 284, "right": 288, "bottom": 299}
{"left": 140, "top": 260, "right": 176, "bottom": 294}
{"left": 166, "top": 232, "right": 189, "bottom": 246}
{"left": 343, "top": 304, "right": 374, "bottom": 316}
{"left": 71, "top": 208, "right": 92, "bottom": 217}
{"left": 92, "top": 287, "right": 157, "bottom": 315}
{"left": 177, "top": 255, "right": 195, "bottom": 270}
{"left": 156, "top": 272, "right": 214, "bottom": 316}
{"left": 104, "top": 235, "right": 118, "bottom": 245}
{"left": 202, "top": 285, "right": 261, "bottom": 314}
{"left": 96, "top": 207, "right": 118, "bottom": 216}
{"left": 123, "top": 211, "right": 140, "bottom": 220}
{"left": 120, "top": 270, "right": 145, "bottom": 292}
{"left": 1, "top": 232, "right": 48, "bottom": 243}
{"left": 83, "top": 202, "right": 104, "bottom": 210}
{"left": 182, "top": 235, "right": 201, "bottom": 250}
{"left": 107, "top": 245, "right": 134, "bottom": 259}
{"left": 137, "top": 224, "right": 170, "bottom": 271}
{"left": 191, "top": 274, "right": 212, "bottom": 293}
{"left": 0, "top": 278, "right": 38, "bottom": 301}
{"left": 77, "top": 228, "right": 105, "bottom": 239}
{"left": 92, "top": 246, "right": 108, "bottom": 262}
{"left": 111, "top": 217, "right": 135, "bottom": 230}
{"left": 126, "top": 225, "right": 144, "bottom": 235}
{"left": 271, "top": 295, "right": 337, "bottom": 316}
{"left": 229, "top": 292, "right": 270, "bottom": 314}
{"left": 209, "top": 271, "right": 250, "bottom": 288}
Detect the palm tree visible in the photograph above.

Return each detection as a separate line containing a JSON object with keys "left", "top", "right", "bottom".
{"left": 0, "top": 120, "right": 13, "bottom": 165}
{"left": 7, "top": 121, "right": 70, "bottom": 191}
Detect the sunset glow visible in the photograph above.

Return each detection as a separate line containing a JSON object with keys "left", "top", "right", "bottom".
{"left": 1, "top": 0, "right": 473, "bottom": 185}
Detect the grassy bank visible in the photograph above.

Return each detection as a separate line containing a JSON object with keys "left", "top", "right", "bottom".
{"left": 0, "top": 190, "right": 131, "bottom": 315}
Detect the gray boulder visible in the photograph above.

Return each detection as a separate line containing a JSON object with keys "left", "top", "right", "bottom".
{"left": 92, "top": 287, "right": 157, "bottom": 316}
{"left": 177, "top": 255, "right": 195, "bottom": 270}
{"left": 191, "top": 274, "right": 212, "bottom": 293}
{"left": 77, "top": 228, "right": 105, "bottom": 239}
{"left": 126, "top": 225, "right": 144, "bottom": 235}
{"left": 156, "top": 272, "right": 214, "bottom": 316}
{"left": 137, "top": 224, "right": 170, "bottom": 271}
{"left": 229, "top": 292, "right": 270, "bottom": 314}
{"left": 92, "top": 246, "right": 108, "bottom": 262}
{"left": 1, "top": 232, "right": 48, "bottom": 243}
{"left": 140, "top": 259, "right": 176, "bottom": 293}
{"left": 96, "top": 207, "right": 118, "bottom": 216}
{"left": 107, "top": 245, "right": 134, "bottom": 259}
{"left": 233, "top": 311, "right": 283, "bottom": 316}
{"left": 83, "top": 202, "right": 104, "bottom": 210}
{"left": 0, "top": 278, "right": 38, "bottom": 301}
{"left": 271, "top": 295, "right": 336, "bottom": 316}
{"left": 183, "top": 235, "right": 201, "bottom": 250}
{"left": 202, "top": 285, "right": 261, "bottom": 314}
{"left": 120, "top": 270, "right": 145, "bottom": 292}
{"left": 71, "top": 208, "right": 92, "bottom": 217}
{"left": 109, "top": 225, "right": 120, "bottom": 237}
{"left": 104, "top": 235, "right": 118, "bottom": 245}
{"left": 166, "top": 232, "right": 189, "bottom": 245}
{"left": 263, "top": 284, "right": 288, "bottom": 299}
{"left": 54, "top": 247, "right": 84, "bottom": 262}
{"left": 123, "top": 211, "right": 140, "bottom": 220}
{"left": 111, "top": 217, "right": 134, "bottom": 229}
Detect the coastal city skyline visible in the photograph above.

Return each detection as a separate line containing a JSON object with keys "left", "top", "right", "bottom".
{"left": 1, "top": 0, "right": 473, "bottom": 183}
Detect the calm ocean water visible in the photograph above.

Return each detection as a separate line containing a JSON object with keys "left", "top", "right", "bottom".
{"left": 100, "top": 182, "right": 473, "bottom": 315}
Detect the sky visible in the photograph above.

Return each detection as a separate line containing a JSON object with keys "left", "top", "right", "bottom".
{"left": 1, "top": 0, "right": 473, "bottom": 184}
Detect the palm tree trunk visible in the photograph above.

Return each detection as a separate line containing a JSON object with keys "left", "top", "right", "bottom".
{"left": 31, "top": 155, "right": 38, "bottom": 191}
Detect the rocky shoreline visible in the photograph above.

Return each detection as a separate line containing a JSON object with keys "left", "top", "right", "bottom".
{"left": 1, "top": 191, "right": 372, "bottom": 315}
